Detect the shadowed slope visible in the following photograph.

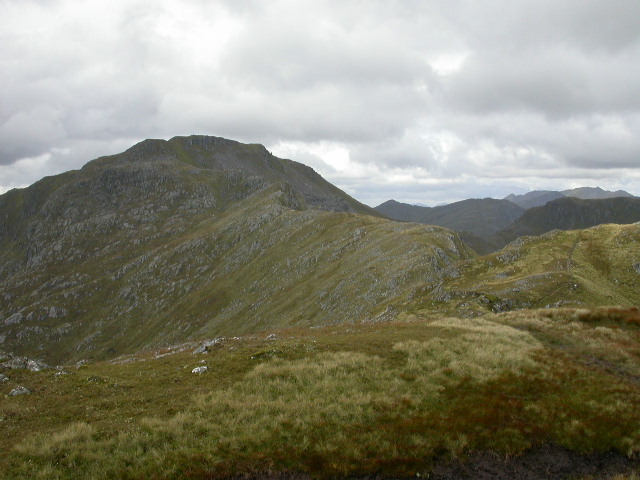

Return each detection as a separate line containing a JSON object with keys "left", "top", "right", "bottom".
{"left": 375, "top": 198, "right": 525, "bottom": 238}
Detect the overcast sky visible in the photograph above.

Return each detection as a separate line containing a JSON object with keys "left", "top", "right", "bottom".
{"left": 1, "top": 0, "right": 639, "bottom": 206}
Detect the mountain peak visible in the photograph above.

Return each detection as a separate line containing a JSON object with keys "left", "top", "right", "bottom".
{"left": 561, "top": 186, "right": 634, "bottom": 200}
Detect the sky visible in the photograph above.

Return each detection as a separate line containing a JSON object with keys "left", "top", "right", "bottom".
{"left": 1, "top": 0, "right": 639, "bottom": 207}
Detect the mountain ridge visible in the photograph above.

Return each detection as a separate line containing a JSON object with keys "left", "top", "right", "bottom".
{"left": 375, "top": 197, "right": 526, "bottom": 238}
{"left": 504, "top": 186, "right": 635, "bottom": 209}
{"left": 376, "top": 191, "right": 640, "bottom": 254}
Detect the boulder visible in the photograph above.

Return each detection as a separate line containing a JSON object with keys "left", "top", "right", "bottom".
{"left": 192, "top": 338, "right": 224, "bottom": 354}
{"left": 191, "top": 366, "right": 208, "bottom": 374}
{"left": 0, "top": 373, "right": 8, "bottom": 383}
{"left": 3, "top": 313, "right": 23, "bottom": 326}
{"left": 0, "top": 356, "right": 49, "bottom": 371}
{"left": 26, "top": 359, "right": 48, "bottom": 372}
{"left": 8, "top": 386, "right": 31, "bottom": 396}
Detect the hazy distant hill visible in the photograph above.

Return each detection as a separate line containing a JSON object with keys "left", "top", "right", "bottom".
{"left": 504, "top": 187, "right": 635, "bottom": 209}
{"left": 375, "top": 198, "right": 525, "bottom": 238}
{"left": 374, "top": 199, "right": 429, "bottom": 222}
{"left": 562, "top": 186, "right": 635, "bottom": 200}
{"left": 504, "top": 190, "right": 566, "bottom": 209}
{"left": 378, "top": 190, "right": 640, "bottom": 255}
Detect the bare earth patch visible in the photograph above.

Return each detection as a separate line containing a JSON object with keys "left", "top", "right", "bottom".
{"left": 426, "top": 445, "right": 638, "bottom": 480}
{"left": 227, "top": 445, "right": 638, "bottom": 480}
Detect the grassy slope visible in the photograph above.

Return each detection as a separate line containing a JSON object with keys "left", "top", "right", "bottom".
{"left": 408, "top": 223, "right": 640, "bottom": 318}
{"left": 2, "top": 307, "right": 640, "bottom": 479}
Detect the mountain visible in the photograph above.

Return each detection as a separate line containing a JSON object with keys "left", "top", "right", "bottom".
{"left": 375, "top": 198, "right": 525, "bottom": 238}
{"left": 562, "top": 186, "right": 636, "bottom": 200}
{"left": 374, "top": 199, "right": 429, "bottom": 223}
{"left": 10, "top": 134, "right": 636, "bottom": 364}
{"left": 504, "top": 187, "right": 635, "bottom": 209}
{"left": 0, "top": 135, "right": 472, "bottom": 364}
{"left": 504, "top": 190, "right": 566, "bottom": 209}
{"left": 490, "top": 196, "right": 640, "bottom": 250}
{"left": 378, "top": 194, "right": 640, "bottom": 255}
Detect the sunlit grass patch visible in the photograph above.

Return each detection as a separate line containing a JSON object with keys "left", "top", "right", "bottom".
{"left": 395, "top": 317, "right": 541, "bottom": 383}
{"left": 16, "top": 422, "right": 96, "bottom": 457}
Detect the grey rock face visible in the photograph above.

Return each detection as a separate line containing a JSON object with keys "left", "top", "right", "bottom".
{"left": 0, "top": 356, "right": 49, "bottom": 371}
{"left": 0, "top": 373, "right": 8, "bottom": 383}
{"left": 8, "top": 386, "right": 31, "bottom": 396}
{"left": 3, "top": 313, "right": 23, "bottom": 326}
{"left": 192, "top": 338, "right": 224, "bottom": 354}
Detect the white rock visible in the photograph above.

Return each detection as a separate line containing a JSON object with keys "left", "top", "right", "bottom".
{"left": 191, "top": 366, "right": 208, "bottom": 374}
{"left": 9, "top": 386, "right": 31, "bottom": 396}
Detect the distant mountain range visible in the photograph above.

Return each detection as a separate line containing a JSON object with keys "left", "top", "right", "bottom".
{"left": 505, "top": 186, "right": 635, "bottom": 209}
{"left": 375, "top": 198, "right": 525, "bottom": 238}
{"left": 376, "top": 187, "right": 639, "bottom": 254}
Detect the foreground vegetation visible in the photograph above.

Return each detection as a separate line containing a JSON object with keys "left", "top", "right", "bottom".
{"left": 2, "top": 307, "right": 640, "bottom": 479}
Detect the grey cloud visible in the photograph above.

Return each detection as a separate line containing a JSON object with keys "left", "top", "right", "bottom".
{"left": 445, "top": 47, "right": 640, "bottom": 119}
{"left": 0, "top": 106, "right": 66, "bottom": 164}
{"left": 1, "top": 0, "right": 639, "bottom": 202}
{"left": 450, "top": 1, "right": 640, "bottom": 55}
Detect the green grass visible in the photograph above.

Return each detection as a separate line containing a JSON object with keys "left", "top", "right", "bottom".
{"left": 411, "top": 223, "right": 640, "bottom": 318}
{"left": 3, "top": 308, "right": 640, "bottom": 479}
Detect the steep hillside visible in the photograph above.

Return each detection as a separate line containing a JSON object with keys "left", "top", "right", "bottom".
{"left": 375, "top": 198, "right": 525, "bottom": 238}
{"left": 2, "top": 135, "right": 639, "bottom": 365}
{"left": 0, "top": 136, "right": 471, "bottom": 364}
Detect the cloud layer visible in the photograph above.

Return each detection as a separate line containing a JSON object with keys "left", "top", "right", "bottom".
{"left": 1, "top": 0, "right": 639, "bottom": 205}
